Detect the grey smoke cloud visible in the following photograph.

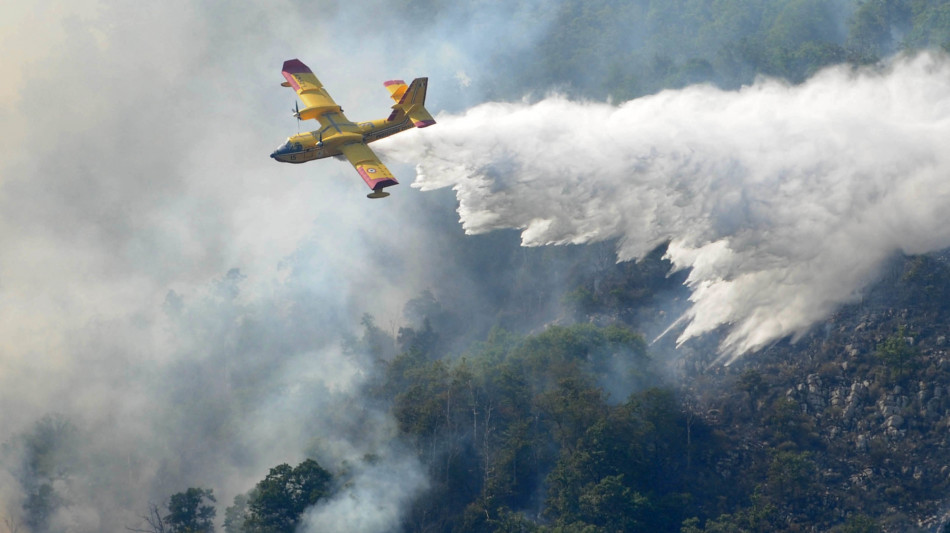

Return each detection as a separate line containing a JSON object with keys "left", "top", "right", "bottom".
{"left": 0, "top": 0, "right": 566, "bottom": 530}
{"left": 382, "top": 53, "right": 950, "bottom": 361}
{"left": 0, "top": 2, "right": 479, "bottom": 532}
{"left": 4, "top": 0, "right": 943, "bottom": 530}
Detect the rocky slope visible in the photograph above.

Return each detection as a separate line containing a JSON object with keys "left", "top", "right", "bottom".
{"left": 676, "top": 254, "right": 950, "bottom": 531}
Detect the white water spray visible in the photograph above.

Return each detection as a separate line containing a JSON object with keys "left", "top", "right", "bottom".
{"left": 383, "top": 53, "right": 950, "bottom": 362}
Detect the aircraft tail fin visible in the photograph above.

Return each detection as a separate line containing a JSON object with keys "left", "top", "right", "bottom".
{"left": 386, "top": 77, "right": 436, "bottom": 128}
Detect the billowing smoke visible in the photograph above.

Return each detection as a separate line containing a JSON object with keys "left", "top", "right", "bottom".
{"left": 0, "top": 0, "right": 566, "bottom": 530}
{"left": 2, "top": 0, "right": 945, "bottom": 529}
{"left": 382, "top": 53, "right": 950, "bottom": 361}
{"left": 298, "top": 449, "right": 427, "bottom": 533}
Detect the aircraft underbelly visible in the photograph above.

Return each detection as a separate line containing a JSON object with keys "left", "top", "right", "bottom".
{"left": 277, "top": 147, "right": 337, "bottom": 163}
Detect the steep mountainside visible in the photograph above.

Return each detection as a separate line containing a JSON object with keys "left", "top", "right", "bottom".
{"left": 621, "top": 253, "right": 950, "bottom": 531}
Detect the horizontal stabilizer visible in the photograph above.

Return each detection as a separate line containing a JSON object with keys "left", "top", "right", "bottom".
{"left": 385, "top": 80, "right": 408, "bottom": 102}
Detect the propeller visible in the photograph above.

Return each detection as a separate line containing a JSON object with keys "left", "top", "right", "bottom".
{"left": 292, "top": 101, "right": 300, "bottom": 132}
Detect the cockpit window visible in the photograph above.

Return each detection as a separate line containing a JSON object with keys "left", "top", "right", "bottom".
{"left": 274, "top": 140, "right": 293, "bottom": 154}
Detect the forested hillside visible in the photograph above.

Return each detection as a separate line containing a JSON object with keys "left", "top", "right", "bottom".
{"left": 129, "top": 252, "right": 950, "bottom": 532}
{"left": 6, "top": 1, "right": 950, "bottom": 532}
{"left": 487, "top": 0, "right": 950, "bottom": 100}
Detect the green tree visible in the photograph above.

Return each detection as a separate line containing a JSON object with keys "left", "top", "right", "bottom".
{"left": 904, "top": 1, "right": 950, "bottom": 51}
{"left": 848, "top": 0, "right": 911, "bottom": 58}
{"left": 875, "top": 325, "right": 918, "bottom": 382}
{"left": 737, "top": 369, "right": 765, "bottom": 414}
{"left": 764, "top": 451, "right": 819, "bottom": 509}
{"left": 577, "top": 474, "right": 650, "bottom": 531}
{"left": 681, "top": 516, "right": 705, "bottom": 533}
{"left": 223, "top": 494, "right": 248, "bottom": 533}
{"left": 243, "top": 459, "right": 332, "bottom": 533}
{"left": 690, "top": 490, "right": 778, "bottom": 533}
{"left": 358, "top": 314, "right": 395, "bottom": 360}
{"left": 764, "top": 397, "right": 819, "bottom": 449}
{"left": 829, "top": 513, "right": 883, "bottom": 532}
{"left": 165, "top": 488, "right": 216, "bottom": 533}
{"left": 536, "top": 376, "right": 607, "bottom": 452}
{"left": 11, "top": 415, "right": 78, "bottom": 533}
{"left": 22, "top": 484, "right": 58, "bottom": 533}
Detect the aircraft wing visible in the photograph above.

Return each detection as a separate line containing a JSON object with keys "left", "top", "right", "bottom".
{"left": 339, "top": 142, "right": 399, "bottom": 193}
{"left": 281, "top": 59, "right": 343, "bottom": 121}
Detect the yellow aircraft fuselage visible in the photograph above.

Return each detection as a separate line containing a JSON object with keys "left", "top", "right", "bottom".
{"left": 270, "top": 117, "right": 414, "bottom": 164}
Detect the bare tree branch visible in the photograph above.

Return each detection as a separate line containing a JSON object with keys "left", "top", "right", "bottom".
{"left": 125, "top": 503, "right": 167, "bottom": 533}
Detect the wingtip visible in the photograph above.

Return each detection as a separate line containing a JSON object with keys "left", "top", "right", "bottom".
{"left": 357, "top": 167, "right": 398, "bottom": 190}
{"left": 281, "top": 59, "right": 312, "bottom": 74}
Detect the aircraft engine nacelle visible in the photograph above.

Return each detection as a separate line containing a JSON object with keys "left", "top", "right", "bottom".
{"left": 295, "top": 104, "right": 342, "bottom": 121}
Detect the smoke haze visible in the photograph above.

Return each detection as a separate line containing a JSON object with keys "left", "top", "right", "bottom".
{"left": 384, "top": 53, "right": 950, "bottom": 360}
{"left": 1, "top": 0, "right": 948, "bottom": 531}
{"left": 0, "top": 0, "right": 536, "bottom": 530}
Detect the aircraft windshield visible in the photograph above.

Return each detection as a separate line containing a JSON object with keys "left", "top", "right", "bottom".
{"left": 275, "top": 140, "right": 293, "bottom": 154}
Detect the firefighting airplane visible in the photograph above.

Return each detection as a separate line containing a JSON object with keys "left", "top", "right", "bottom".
{"left": 270, "top": 59, "right": 436, "bottom": 198}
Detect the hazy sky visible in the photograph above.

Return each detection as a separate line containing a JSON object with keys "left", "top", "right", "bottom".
{"left": 3, "top": 1, "right": 950, "bottom": 531}
{"left": 0, "top": 1, "right": 539, "bottom": 531}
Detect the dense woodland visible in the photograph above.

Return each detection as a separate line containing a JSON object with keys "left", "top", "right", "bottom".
{"left": 7, "top": 0, "right": 950, "bottom": 532}
{"left": 487, "top": 0, "right": 950, "bottom": 100}
{"left": 110, "top": 254, "right": 950, "bottom": 533}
